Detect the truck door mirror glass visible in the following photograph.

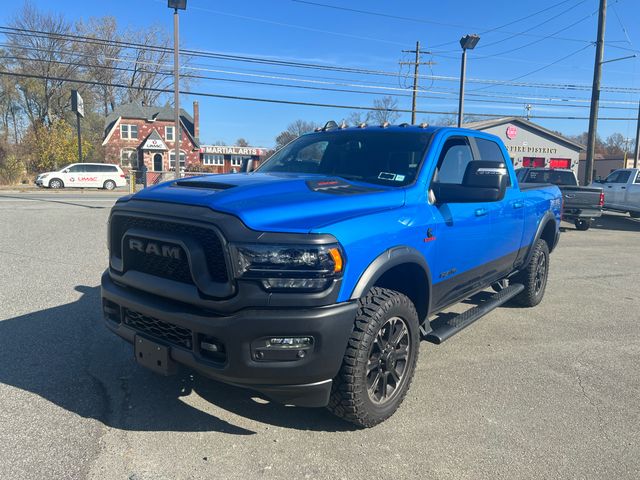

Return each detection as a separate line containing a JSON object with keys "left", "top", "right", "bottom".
{"left": 433, "top": 161, "right": 508, "bottom": 204}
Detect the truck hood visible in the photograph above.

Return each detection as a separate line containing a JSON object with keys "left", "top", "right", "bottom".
{"left": 129, "top": 173, "right": 406, "bottom": 232}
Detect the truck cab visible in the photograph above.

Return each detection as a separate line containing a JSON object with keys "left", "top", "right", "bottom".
{"left": 600, "top": 168, "right": 640, "bottom": 218}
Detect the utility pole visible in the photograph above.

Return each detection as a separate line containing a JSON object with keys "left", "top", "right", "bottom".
{"left": 584, "top": 0, "right": 607, "bottom": 186}
{"left": 634, "top": 100, "right": 640, "bottom": 169}
{"left": 399, "top": 41, "right": 434, "bottom": 124}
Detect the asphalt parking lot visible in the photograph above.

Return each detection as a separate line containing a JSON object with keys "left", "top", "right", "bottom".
{"left": 0, "top": 190, "right": 639, "bottom": 480}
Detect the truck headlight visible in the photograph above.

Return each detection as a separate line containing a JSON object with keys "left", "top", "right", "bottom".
{"left": 230, "top": 243, "right": 344, "bottom": 291}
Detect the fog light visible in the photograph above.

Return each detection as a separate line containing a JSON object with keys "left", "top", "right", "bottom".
{"left": 251, "top": 336, "right": 315, "bottom": 362}
{"left": 262, "top": 278, "right": 330, "bottom": 291}
{"left": 267, "top": 337, "right": 314, "bottom": 349}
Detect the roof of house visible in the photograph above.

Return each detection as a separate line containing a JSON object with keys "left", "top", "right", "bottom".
{"left": 463, "top": 116, "right": 586, "bottom": 151}
{"left": 105, "top": 102, "right": 193, "bottom": 126}
{"left": 102, "top": 102, "right": 198, "bottom": 147}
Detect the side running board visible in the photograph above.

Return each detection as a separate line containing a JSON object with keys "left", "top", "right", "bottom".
{"left": 424, "top": 283, "right": 524, "bottom": 344}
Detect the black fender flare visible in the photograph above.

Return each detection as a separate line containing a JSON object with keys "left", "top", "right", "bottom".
{"left": 349, "top": 246, "right": 433, "bottom": 316}
{"left": 516, "top": 211, "right": 557, "bottom": 269}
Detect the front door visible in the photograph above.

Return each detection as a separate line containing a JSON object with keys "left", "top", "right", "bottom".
{"left": 153, "top": 153, "right": 163, "bottom": 172}
{"left": 603, "top": 170, "right": 631, "bottom": 207}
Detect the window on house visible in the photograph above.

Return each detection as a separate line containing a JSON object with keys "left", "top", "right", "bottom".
{"left": 120, "top": 124, "right": 138, "bottom": 140}
{"left": 169, "top": 150, "right": 186, "bottom": 169}
{"left": 230, "top": 155, "right": 244, "bottom": 167}
{"left": 203, "top": 154, "right": 224, "bottom": 166}
{"left": 165, "top": 126, "right": 175, "bottom": 142}
{"left": 120, "top": 148, "right": 138, "bottom": 168}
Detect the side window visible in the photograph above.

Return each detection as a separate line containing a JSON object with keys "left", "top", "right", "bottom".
{"left": 605, "top": 171, "right": 620, "bottom": 183}
{"left": 433, "top": 137, "right": 473, "bottom": 185}
{"left": 635, "top": 172, "right": 640, "bottom": 184}
{"left": 67, "top": 165, "right": 85, "bottom": 173}
{"left": 474, "top": 137, "right": 511, "bottom": 186}
{"left": 617, "top": 171, "right": 631, "bottom": 183}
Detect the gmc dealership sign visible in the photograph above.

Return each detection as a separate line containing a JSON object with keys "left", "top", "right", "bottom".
{"left": 201, "top": 145, "right": 264, "bottom": 156}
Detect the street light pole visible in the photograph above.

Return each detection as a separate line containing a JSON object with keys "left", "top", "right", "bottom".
{"left": 169, "top": 0, "right": 186, "bottom": 179}
{"left": 457, "top": 34, "right": 480, "bottom": 128}
{"left": 457, "top": 48, "right": 467, "bottom": 128}
{"left": 173, "top": 7, "right": 180, "bottom": 179}
{"left": 634, "top": 100, "right": 640, "bottom": 169}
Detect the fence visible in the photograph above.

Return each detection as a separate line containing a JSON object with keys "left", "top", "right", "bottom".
{"left": 126, "top": 170, "right": 203, "bottom": 192}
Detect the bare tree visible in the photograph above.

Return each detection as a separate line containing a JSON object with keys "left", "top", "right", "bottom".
{"left": 235, "top": 137, "right": 249, "bottom": 147}
{"left": 346, "top": 110, "right": 371, "bottom": 126}
{"left": 124, "top": 25, "right": 193, "bottom": 106}
{"left": 369, "top": 96, "right": 400, "bottom": 125}
{"left": 7, "top": 2, "right": 83, "bottom": 127}
{"left": 274, "top": 119, "right": 319, "bottom": 150}
{"left": 76, "top": 16, "right": 123, "bottom": 116}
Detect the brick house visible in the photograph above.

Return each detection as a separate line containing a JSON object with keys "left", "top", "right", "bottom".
{"left": 102, "top": 101, "right": 201, "bottom": 171}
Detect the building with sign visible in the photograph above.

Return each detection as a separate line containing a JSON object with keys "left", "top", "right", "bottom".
{"left": 200, "top": 144, "right": 267, "bottom": 173}
{"left": 102, "top": 101, "right": 200, "bottom": 171}
{"left": 465, "top": 117, "right": 584, "bottom": 175}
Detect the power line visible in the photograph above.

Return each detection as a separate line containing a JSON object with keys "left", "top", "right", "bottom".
{"left": 9, "top": 52, "right": 636, "bottom": 113}
{"left": 0, "top": 69, "right": 637, "bottom": 121}
{"left": 2, "top": 25, "right": 639, "bottom": 93}
{"left": 470, "top": 44, "right": 594, "bottom": 93}
{"left": 292, "top": 0, "right": 596, "bottom": 49}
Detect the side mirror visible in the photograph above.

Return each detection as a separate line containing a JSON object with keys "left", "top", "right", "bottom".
{"left": 63, "top": 169, "right": 70, "bottom": 173}
{"left": 433, "top": 161, "right": 508, "bottom": 204}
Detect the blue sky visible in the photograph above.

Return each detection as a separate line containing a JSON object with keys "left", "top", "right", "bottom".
{"left": 2, "top": 0, "right": 639, "bottom": 147}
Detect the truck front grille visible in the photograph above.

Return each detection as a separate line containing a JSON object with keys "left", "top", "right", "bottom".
{"left": 110, "top": 215, "right": 228, "bottom": 284}
{"left": 124, "top": 309, "right": 193, "bottom": 349}
{"left": 123, "top": 240, "right": 192, "bottom": 284}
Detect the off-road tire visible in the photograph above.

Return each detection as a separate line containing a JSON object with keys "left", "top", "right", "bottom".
{"left": 575, "top": 219, "right": 591, "bottom": 231}
{"left": 511, "top": 238, "right": 549, "bottom": 307}
{"left": 103, "top": 180, "right": 116, "bottom": 190}
{"left": 49, "top": 178, "right": 63, "bottom": 189}
{"left": 327, "top": 287, "right": 419, "bottom": 428}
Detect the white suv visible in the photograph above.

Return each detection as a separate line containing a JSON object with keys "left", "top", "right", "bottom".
{"left": 36, "top": 163, "right": 127, "bottom": 190}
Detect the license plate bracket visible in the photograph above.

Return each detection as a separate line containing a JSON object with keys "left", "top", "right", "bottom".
{"left": 134, "top": 335, "right": 177, "bottom": 376}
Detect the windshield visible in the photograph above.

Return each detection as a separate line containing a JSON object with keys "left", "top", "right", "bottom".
{"left": 522, "top": 169, "right": 577, "bottom": 186}
{"left": 258, "top": 130, "right": 433, "bottom": 187}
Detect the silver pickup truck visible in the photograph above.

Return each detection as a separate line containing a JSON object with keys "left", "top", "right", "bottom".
{"left": 598, "top": 168, "right": 640, "bottom": 218}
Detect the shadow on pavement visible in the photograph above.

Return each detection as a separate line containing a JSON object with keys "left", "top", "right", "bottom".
{"left": 0, "top": 286, "right": 355, "bottom": 435}
{"left": 591, "top": 213, "right": 640, "bottom": 232}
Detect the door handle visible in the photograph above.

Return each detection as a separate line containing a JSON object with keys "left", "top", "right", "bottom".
{"left": 512, "top": 201, "right": 524, "bottom": 209}
{"left": 622, "top": 187, "right": 626, "bottom": 190}
{"left": 607, "top": 185, "right": 613, "bottom": 188}
{"left": 475, "top": 208, "right": 488, "bottom": 217}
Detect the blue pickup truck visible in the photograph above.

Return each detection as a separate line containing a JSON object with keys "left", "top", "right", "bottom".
{"left": 101, "top": 123, "right": 561, "bottom": 427}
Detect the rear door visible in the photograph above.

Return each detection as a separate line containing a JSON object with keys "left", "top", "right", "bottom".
{"left": 428, "top": 135, "right": 502, "bottom": 309}
{"left": 473, "top": 136, "right": 525, "bottom": 267}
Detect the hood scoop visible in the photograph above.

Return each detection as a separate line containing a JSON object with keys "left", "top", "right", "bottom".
{"left": 173, "top": 180, "right": 237, "bottom": 190}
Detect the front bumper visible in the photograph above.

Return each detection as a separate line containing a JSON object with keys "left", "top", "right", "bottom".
{"left": 101, "top": 271, "right": 358, "bottom": 407}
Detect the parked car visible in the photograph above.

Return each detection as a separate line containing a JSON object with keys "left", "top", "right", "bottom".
{"left": 36, "top": 163, "right": 127, "bottom": 190}
{"left": 101, "top": 124, "right": 561, "bottom": 427}
{"left": 516, "top": 167, "right": 603, "bottom": 230}
{"left": 599, "top": 168, "right": 640, "bottom": 218}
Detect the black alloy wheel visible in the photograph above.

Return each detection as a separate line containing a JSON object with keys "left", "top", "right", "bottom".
{"left": 366, "top": 316, "right": 411, "bottom": 405}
